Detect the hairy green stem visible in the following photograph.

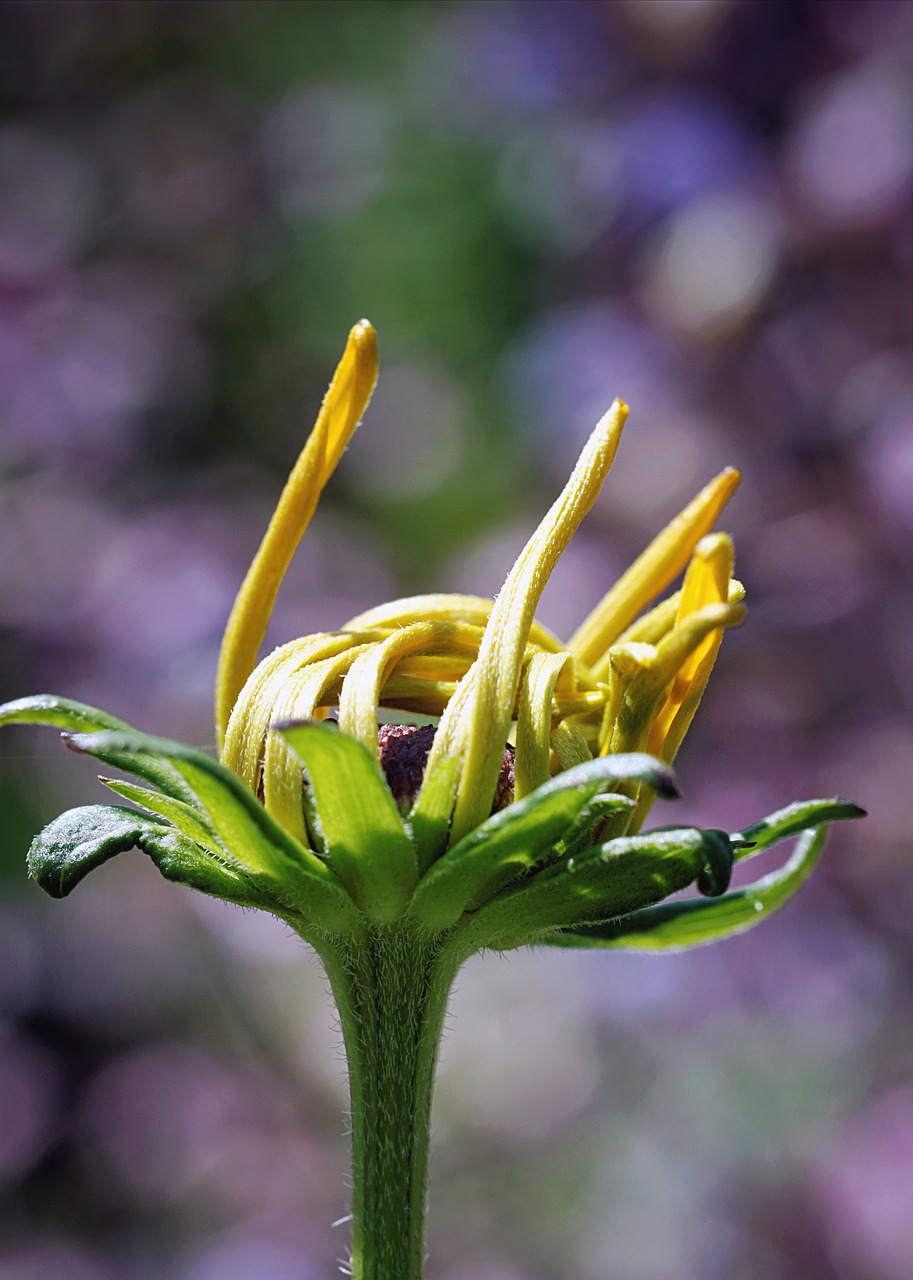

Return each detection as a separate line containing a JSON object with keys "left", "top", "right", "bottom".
{"left": 316, "top": 920, "right": 459, "bottom": 1280}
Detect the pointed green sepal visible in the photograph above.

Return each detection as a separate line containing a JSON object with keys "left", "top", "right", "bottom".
{"left": 456, "top": 821, "right": 724, "bottom": 952}
{"left": 278, "top": 721, "right": 418, "bottom": 925}
{"left": 65, "top": 730, "right": 358, "bottom": 932}
{"left": 0, "top": 694, "right": 132, "bottom": 735}
{"left": 733, "top": 798, "right": 865, "bottom": 860}
{"left": 0, "top": 694, "right": 197, "bottom": 805}
{"left": 408, "top": 755, "right": 461, "bottom": 874}
{"left": 98, "top": 776, "right": 225, "bottom": 858}
{"left": 411, "top": 753, "right": 675, "bottom": 931}
{"left": 27, "top": 803, "right": 285, "bottom": 911}
{"left": 540, "top": 824, "right": 829, "bottom": 952}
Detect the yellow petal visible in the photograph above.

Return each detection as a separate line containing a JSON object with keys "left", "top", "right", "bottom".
{"left": 222, "top": 631, "right": 375, "bottom": 795}
{"left": 603, "top": 598, "right": 745, "bottom": 759}
{"left": 568, "top": 467, "right": 741, "bottom": 679}
{"left": 261, "top": 645, "right": 374, "bottom": 841}
{"left": 345, "top": 593, "right": 565, "bottom": 654}
{"left": 215, "top": 321, "right": 379, "bottom": 750}
{"left": 629, "top": 542, "right": 743, "bottom": 831}
{"left": 646, "top": 538, "right": 741, "bottom": 762}
{"left": 337, "top": 621, "right": 481, "bottom": 758}
{"left": 422, "top": 398, "right": 629, "bottom": 846}
{"left": 515, "top": 651, "right": 577, "bottom": 800}
{"left": 549, "top": 719, "right": 591, "bottom": 772}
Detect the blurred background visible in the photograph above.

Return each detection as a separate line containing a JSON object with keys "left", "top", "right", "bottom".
{"left": 0, "top": 0, "right": 910, "bottom": 1276}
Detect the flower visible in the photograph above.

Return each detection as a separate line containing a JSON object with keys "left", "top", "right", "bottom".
{"left": 0, "top": 320, "right": 864, "bottom": 1280}
{"left": 0, "top": 320, "right": 861, "bottom": 949}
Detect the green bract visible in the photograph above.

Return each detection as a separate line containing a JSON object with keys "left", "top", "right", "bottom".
{"left": 1, "top": 693, "right": 862, "bottom": 952}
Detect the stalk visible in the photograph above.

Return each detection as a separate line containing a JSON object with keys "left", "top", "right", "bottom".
{"left": 315, "top": 920, "right": 459, "bottom": 1280}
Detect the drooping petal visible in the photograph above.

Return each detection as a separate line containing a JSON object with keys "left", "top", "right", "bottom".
{"left": 548, "top": 719, "right": 592, "bottom": 772}
{"left": 624, "top": 536, "right": 741, "bottom": 832}
{"left": 646, "top": 533, "right": 735, "bottom": 754}
{"left": 260, "top": 644, "right": 374, "bottom": 841}
{"left": 568, "top": 467, "right": 741, "bottom": 679}
{"left": 215, "top": 321, "right": 379, "bottom": 749}
{"left": 420, "top": 399, "right": 629, "bottom": 849}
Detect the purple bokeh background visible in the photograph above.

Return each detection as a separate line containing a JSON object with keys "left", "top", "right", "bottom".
{"left": 0, "top": 2, "right": 910, "bottom": 1277}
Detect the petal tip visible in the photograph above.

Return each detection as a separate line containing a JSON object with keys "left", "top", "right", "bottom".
{"left": 352, "top": 318, "right": 377, "bottom": 351}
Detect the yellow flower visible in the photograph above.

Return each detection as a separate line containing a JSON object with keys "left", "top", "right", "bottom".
{"left": 0, "top": 318, "right": 860, "bottom": 945}
{"left": 0, "top": 318, "right": 864, "bottom": 1280}
{"left": 216, "top": 319, "right": 744, "bottom": 852}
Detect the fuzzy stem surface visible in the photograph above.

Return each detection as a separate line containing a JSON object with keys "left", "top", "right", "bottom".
{"left": 317, "top": 920, "right": 458, "bottom": 1280}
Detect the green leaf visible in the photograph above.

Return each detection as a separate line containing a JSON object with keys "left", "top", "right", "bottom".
{"left": 28, "top": 803, "right": 282, "bottom": 910}
{"left": 458, "top": 823, "right": 722, "bottom": 952}
{"left": 66, "top": 730, "right": 357, "bottom": 932}
{"left": 409, "top": 752, "right": 673, "bottom": 930}
{"left": 541, "top": 825, "right": 829, "bottom": 952}
{"left": 279, "top": 721, "right": 418, "bottom": 925}
{"left": 733, "top": 798, "right": 865, "bottom": 860}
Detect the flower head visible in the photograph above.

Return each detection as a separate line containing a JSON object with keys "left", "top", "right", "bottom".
{"left": 0, "top": 323, "right": 862, "bottom": 952}
{"left": 218, "top": 322, "right": 743, "bottom": 844}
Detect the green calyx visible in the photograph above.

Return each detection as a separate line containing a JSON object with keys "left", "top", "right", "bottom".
{"left": 1, "top": 694, "right": 864, "bottom": 957}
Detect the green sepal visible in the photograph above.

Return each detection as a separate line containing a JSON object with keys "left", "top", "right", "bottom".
{"left": 733, "top": 798, "right": 865, "bottom": 860}
{"left": 456, "top": 821, "right": 722, "bottom": 952}
{"left": 27, "top": 803, "right": 286, "bottom": 912}
{"left": 0, "top": 694, "right": 197, "bottom": 805}
{"left": 556, "top": 792, "right": 637, "bottom": 861}
{"left": 278, "top": 721, "right": 418, "bottom": 925}
{"left": 541, "top": 824, "right": 828, "bottom": 952}
{"left": 409, "top": 756, "right": 461, "bottom": 874}
{"left": 410, "top": 754, "right": 674, "bottom": 931}
{"left": 65, "top": 730, "right": 358, "bottom": 933}
{"left": 98, "top": 776, "right": 225, "bottom": 858}
{"left": 0, "top": 693, "right": 132, "bottom": 734}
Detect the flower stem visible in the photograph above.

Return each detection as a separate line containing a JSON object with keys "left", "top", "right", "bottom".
{"left": 317, "top": 920, "right": 459, "bottom": 1280}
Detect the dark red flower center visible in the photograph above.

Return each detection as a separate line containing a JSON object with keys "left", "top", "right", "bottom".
{"left": 377, "top": 722, "right": 515, "bottom": 817}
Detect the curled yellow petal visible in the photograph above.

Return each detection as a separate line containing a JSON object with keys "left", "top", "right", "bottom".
{"left": 568, "top": 466, "right": 741, "bottom": 679}
{"left": 261, "top": 644, "right": 374, "bottom": 841}
{"left": 514, "top": 651, "right": 577, "bottom": 800}
{"left": 646, "top": 536, "right": 740, "bottom": 760}
{"left": 423, "top": 398, "right": 629, "bottom": 846}
{"left": 549, "top": 719, "right": 591, "bottom": 772}
{"left": 222, "top": 631, "right": 374, "bottom": 795}
{"left": 345, "top": 594, "right": 565, "bottom": 654}
{"left": 603, "top": 596, "right": 745, "bottom": 760}
{"left": 215, "top": 320, "right": 379, "bottom": 750}
{"left": 337, "top": 621, "right": 482, "bottom": 759}
{"left": 627, "top": 538, "right": 743, "bottom": 832}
